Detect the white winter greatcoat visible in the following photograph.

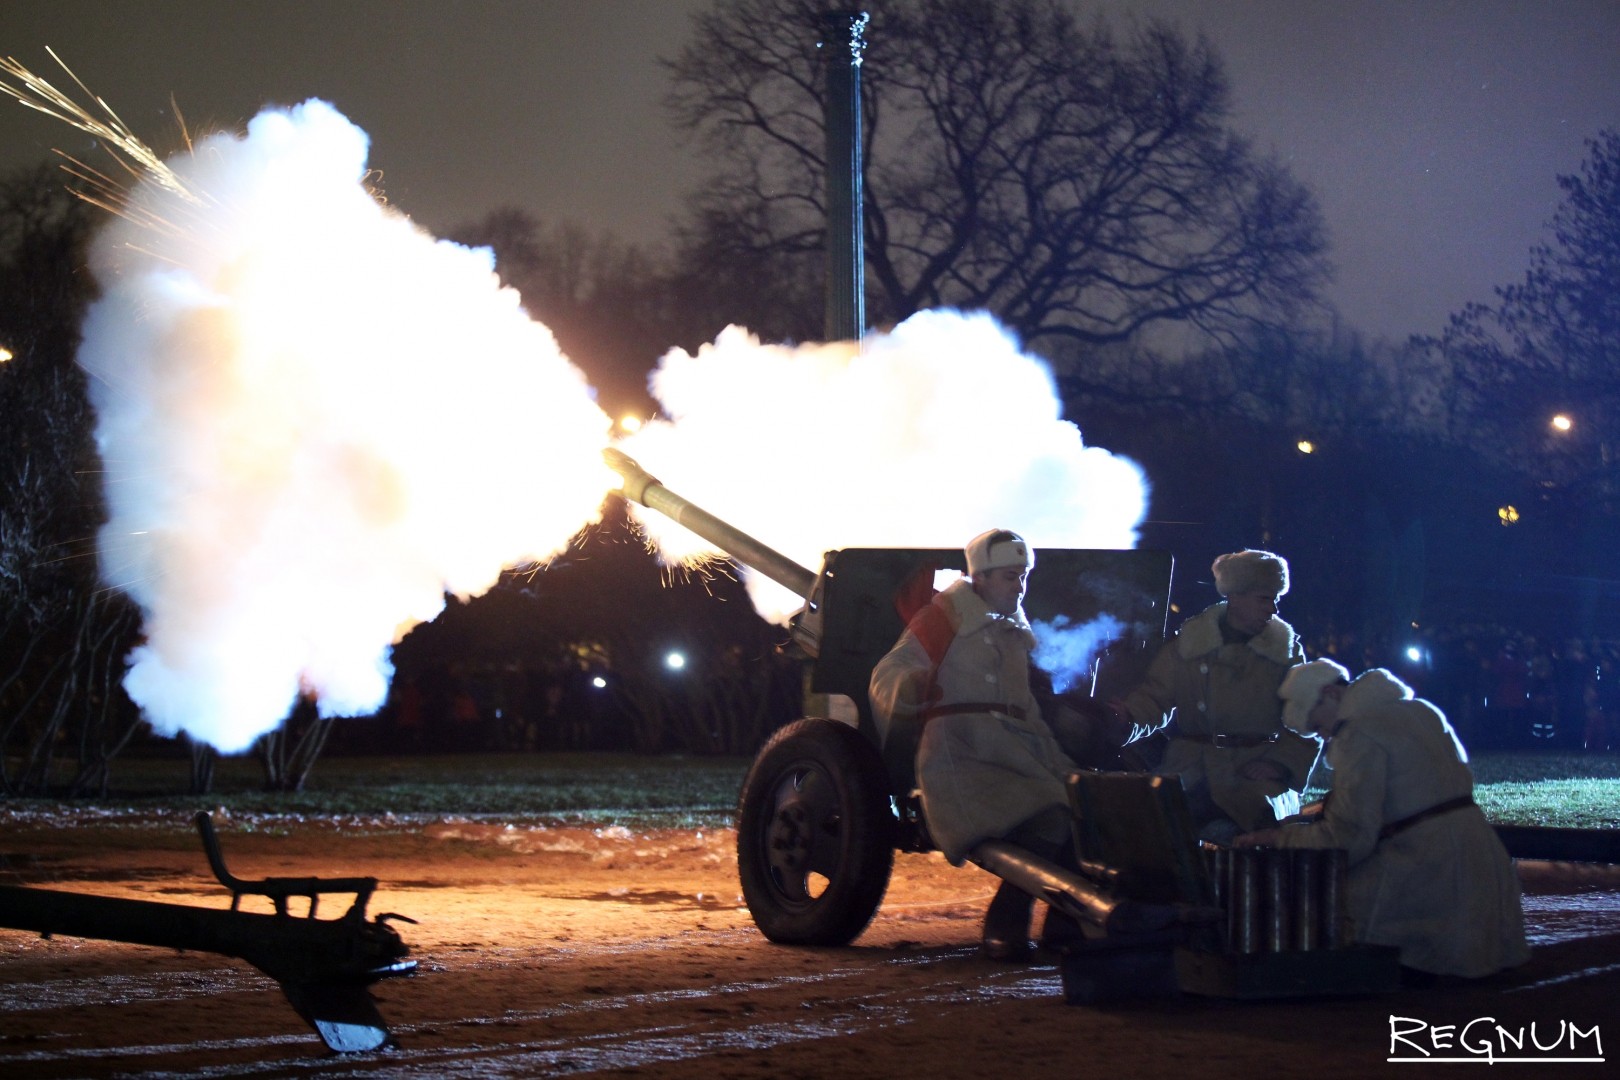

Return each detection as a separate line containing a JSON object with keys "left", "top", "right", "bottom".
{"left": 1121, "top": 602, "right": 1317, "bottom": 832}
{"left": 868, "top": 579, "right": 1076, "bottom": 864}
{"left": 1272, "top": 668, "right": 1529, "bottom": 978}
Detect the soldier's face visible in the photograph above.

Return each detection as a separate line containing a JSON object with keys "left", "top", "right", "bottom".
{"left": 1225, "top": 590, "right": 1278, "bottom": 635}
{"left": 1309, "top": 687, "right": 1341, "bottom": 735}
{"left": 974, "top": 565, "right": 1028, "bottom": 616}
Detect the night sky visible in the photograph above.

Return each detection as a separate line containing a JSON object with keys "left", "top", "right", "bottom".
{"left": 3, "top": 0, "right": 1617, "bottom": 344}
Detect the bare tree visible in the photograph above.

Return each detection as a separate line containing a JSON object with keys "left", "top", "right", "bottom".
{"left": 1436, "top": 130, "right": 1620, "bottom": 502}
{"left": 256, "top": 693, "right": 335, "bottom": 793}
{"left": 665, "top": 0, "right": 1330, "bottom": 347}
{"left": 0, "top": 164, "right": 144, "bottom": 796}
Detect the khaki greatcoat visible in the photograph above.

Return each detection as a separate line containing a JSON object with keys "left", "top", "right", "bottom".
{"left": 1120, "top": 602, "right": 1317, "bottom": 833}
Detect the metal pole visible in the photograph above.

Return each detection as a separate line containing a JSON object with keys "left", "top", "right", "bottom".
{"left": 819, "top": 10, "right": 867, "bottom": 343}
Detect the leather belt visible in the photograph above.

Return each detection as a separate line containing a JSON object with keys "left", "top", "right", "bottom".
{"left": 1170, "top": 730, "right": 1280, "bottom": 749}
{"left": 920, "top": 702, "right": 1028, "bottom": 724}
{"left": 1379, "top": 794, "right": 1475, "bottom": 841}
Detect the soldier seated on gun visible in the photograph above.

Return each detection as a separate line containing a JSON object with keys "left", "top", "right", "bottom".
{"left": 870, "top": 529, "right": 1082, "bottom": 962}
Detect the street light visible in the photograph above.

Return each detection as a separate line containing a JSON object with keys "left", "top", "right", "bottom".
{"left": 664, "top": 650, "right": 686, "bottom": 671}
{"left": 1296, "top": 439, "right": 1315, "bottom": 454}
{"left": 1498, "top": 505, "right": 1520, "bottom": 526}
{"left": 1551, "top": 414, "right": 1573, "bottom": 433}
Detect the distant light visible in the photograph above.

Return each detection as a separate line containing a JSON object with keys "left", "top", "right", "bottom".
{"left": 619, "top": 414, "right": 643, "bottom": 434}
{"left": 664, "top": 650, "right": 686, "bottom": 671}
{"left": 591, "top": 675, "right": 607, "bottom": 689}
{"left": 0, "top": 346, "right": 13, "bottom": 363}
{"left": 1551, "top": 414, "right": 1573, "bottom": 433}
{"left": 1405, "top": 646, "right": 1423, "bottom": 664}
{"left": 1498, "top": 505, "right": 1520, "bottom": 526}
{"left": 1296, "top": 439, "right": 1315, "bottom": 454}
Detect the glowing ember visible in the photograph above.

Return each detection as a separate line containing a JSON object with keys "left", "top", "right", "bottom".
{"left": 0, "top": 50, "right": 196, "bottom": 219}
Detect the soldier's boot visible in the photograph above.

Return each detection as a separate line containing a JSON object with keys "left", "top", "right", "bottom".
{"left": 982, "top": 880, "right": 1035, "bottom": 962}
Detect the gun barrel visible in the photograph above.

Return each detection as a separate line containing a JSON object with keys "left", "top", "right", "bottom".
{"left": 604, "top": 448, "right": 818, "bottom": 599}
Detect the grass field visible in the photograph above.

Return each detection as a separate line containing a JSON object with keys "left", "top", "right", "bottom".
{"left": 1467, "top": 752, "right": 1620, "bottom": 829}
{"left": 6, "top": 752, "right": 752, "bottom": 830}
{"left": 5, "top": 748, "right": 1617, "bottom": 831}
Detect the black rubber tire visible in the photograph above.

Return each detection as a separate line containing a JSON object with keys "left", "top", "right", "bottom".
{"left": 736, "top": 718, "right": 897, "bottom": 945}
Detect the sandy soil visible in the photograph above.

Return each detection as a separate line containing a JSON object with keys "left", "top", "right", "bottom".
{"left": 1, "top": 811, "right": 1616, "bottom": 1079}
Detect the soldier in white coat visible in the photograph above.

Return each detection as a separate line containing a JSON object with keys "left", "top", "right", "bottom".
{"left": 869, "top": 529, "right": 1077, "bottom": 961}
{"left": 1238, "top": 659, "right": 1529, "bottom": 981}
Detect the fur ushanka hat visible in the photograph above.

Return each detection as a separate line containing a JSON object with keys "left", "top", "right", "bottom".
{"left": 965, "top": 529, "right": 1034, "bottom": 577}
{"left": 1278, "top": 658, "right": 1351, "bottom": 734}
{"left": 1212, "top": 549, "right": 1290, "bottom": 598}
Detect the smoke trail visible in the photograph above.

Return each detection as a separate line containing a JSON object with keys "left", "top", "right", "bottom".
{"left": 620, "top": 313, "right": 1148, "bottom": 623}
{"left": 1031, "top": 614, "right": 1127, "bottom": 694}
{"left": 79, "top": 99, "right": 613, "bottom": 752}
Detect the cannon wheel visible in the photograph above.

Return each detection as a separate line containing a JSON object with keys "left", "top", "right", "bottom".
{"left": 736, "top": 718, "right": 896, "bottom": 946}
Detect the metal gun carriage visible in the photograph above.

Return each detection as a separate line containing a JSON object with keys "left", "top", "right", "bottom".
{"left": 605, "top": 452, "right": 1180, "bottom": 935}
{"left": 606, "top": 449, "right": 1400, "bottom": 1001}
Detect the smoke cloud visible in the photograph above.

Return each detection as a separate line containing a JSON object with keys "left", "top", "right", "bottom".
{"left": 620, "top": 315, "right": 1148, "bottom": 623}
{"left": 68, "top": 95, "right": 1148, "bottom": 753}
{"left": 79, "top": 100, "right": 613, "bottom": 752}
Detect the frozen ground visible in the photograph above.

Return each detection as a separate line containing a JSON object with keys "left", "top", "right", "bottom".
{"left": 0, "top": 810, "right": 1616, "bottom": 1078}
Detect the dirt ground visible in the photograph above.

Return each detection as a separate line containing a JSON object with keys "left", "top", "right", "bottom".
{"left": 1, "top": 811, "right": 1616, "bottom": 1079}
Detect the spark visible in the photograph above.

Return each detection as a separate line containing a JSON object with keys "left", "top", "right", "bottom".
{"left": 0, "top": 50, "right": 198, "bottom": 218}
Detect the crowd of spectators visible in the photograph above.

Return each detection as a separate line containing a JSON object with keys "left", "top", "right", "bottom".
{"left": 1301, "top": 623, "right": 1620, "bottom": 753}
{"left": 337, "top": 622, "right": 1620, "bottom": 759}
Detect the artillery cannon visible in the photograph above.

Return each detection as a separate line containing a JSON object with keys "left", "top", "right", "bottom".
{"left": 604, "top": 451, "right": 1184, "bottom": 941}
{"left": 606, "top": 451, "right": 1402, "bottom": 1001}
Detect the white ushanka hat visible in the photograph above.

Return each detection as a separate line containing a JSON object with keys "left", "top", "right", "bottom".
{"left": 1278, "top": 658, "right": 1350, "bottom": 734}
{"left": 1212, "top": 549, "right": 1290, "bottom": 597}
{"left": 965, "top": 529, "right": 1034, "bottom": 577}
